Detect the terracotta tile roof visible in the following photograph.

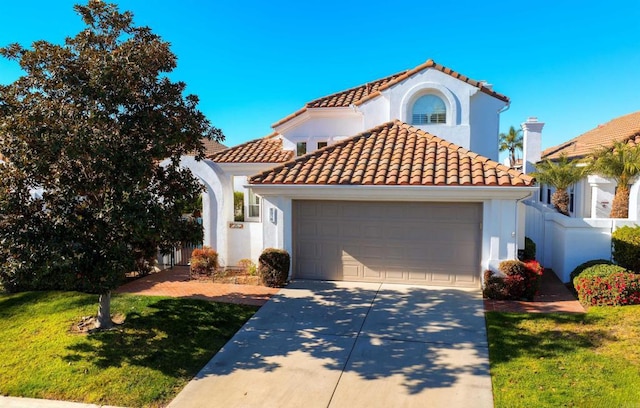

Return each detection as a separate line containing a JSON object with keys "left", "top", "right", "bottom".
{"left": 272, "top": 59, "right": 509, "bottom": 128}
{"left": 201, "top": 138, "right": 227, "bottom": 156}
{"left": 208, "top": 133, "right": 294, "bottom": 163}
{"left": 250, "top": 120, "right": 533, "bottom": 187}
{"left": 542, "top": 111, "right": 640, "bottom": 160}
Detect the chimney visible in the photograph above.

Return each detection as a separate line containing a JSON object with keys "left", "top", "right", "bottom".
{"left": 521, "top": 117, "right": 544, "bottom": 174}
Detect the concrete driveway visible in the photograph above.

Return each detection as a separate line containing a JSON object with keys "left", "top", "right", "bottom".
{"left": 168, "top": 281, "right": 493, "bottom": 408}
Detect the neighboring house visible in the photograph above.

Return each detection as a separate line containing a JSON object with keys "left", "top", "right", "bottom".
{"left": 540, "top": 110, "right": 640, "bottom": 219}
{"left": 177, "top": 59, "right": 536, "bottom": 288}
{"left": 525, "top": 111, "right": 640, "bottom": 283}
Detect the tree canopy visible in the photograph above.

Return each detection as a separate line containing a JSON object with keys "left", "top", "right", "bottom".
{"left": 532, "top": 155, "right": 589, "bottom": 216}
{"left": 0, "top": 1, "right": 223, "bottom": 327}
{"left": 590, "top": 141, "right": 640, "bottom": 218}
{"left": 499, "top": 126, "right": 523, "bottom": 168}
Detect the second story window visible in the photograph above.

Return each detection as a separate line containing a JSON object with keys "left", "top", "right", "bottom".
{"left": 412, "top": 94, "right": 446, "bottom": 125}
{"left": 296, "top": 142, "right": 307, "bottom": 156}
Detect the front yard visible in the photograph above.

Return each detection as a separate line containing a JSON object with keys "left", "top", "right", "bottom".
{"left": 487, "top": 306, "right": 640, "bottom": 407}
{"left": 0, "top": 291, "right": 256, "bottom": 407}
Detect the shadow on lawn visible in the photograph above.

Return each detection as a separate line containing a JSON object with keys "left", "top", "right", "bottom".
{"left": 485, "top": 312, "right": 612, "bottom": 363}
{"left": 63, "top": 298, "right": 256, "bottom": 378}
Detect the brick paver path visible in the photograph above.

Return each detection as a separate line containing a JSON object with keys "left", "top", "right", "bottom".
{"left": 483, "top": 269, "right": 585, "bottom": 313}
{"left": 115, "top": 266, "right": 279, "bottom": 306}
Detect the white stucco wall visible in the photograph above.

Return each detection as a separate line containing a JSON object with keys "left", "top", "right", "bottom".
{"left": 469, "top": 92, "right": 506, "bottom": 161}
{"left": 277, "top": 111, "right": 364, "bottom": 153}
{"left": 227, "top": 222, "right": 264, "bottom": 266}
{"left": 524, "top": 201, "right": 639, "bottom": 282}
{"left": 170, "top": 157, "right": 233, "bottom": 265}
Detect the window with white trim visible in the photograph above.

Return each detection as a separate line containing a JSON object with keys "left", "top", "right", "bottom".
{"left": 411, "top": 94, "right": 446, "bottom": 125}
{"left": 247, "top": 188, "right": 261, "bottom": 220}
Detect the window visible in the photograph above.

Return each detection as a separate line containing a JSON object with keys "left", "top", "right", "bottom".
{"left": 317, "top": 142, "right": 327, "bottom": 149}
{"left": 547, "top": 188, "right": 551, "bottom": 205}
{"left": 296, "top": 142, "right": 307, "bottom": 156}
{"left": 248, "top": 188, "right": 260, "bottom": 219}
{"left": 412, "top": 94, "right": 446, "bottom": 125}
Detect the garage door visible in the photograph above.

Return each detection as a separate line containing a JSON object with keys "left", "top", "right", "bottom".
{"left": 293, "top": 201, "right": 482, "bottom": 287}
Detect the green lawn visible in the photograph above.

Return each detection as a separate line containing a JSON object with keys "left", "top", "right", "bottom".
{"left": 486, "top": 306, "right": 640, "bottom": 407}
{"left": 0, "top": 291, "right": 257, "bottom": 407}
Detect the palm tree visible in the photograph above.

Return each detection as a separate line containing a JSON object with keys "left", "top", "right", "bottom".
{"left": 499, "top": 126, "right": 523, "bottom": 168}
{"left": 591, "top": 141, "right": 640, "bottom": 218}
{"left": 532, "top": 155, "right": 589, "bottom": 216}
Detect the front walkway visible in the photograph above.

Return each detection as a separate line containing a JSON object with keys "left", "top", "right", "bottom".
{"left": 114, "top": 266, "right": 279, "bottom": 306}
{"left": 483, "top": 269, "right": 585, "bottom": 313}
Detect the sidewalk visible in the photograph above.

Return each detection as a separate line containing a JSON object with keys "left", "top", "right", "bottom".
{"left": 114, "top": 266, "right": 279, "bottom": 306}
{"left": 483, "top": 269, "right": 585, "bottom": 313}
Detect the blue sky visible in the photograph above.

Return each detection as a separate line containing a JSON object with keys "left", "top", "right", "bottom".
{"left": 2, "top": 1, "right": 640, "bottom": 154}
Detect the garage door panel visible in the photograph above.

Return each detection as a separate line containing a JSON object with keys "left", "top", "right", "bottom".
{"left": 294, "top": 201, "right": 481, "bottom": 287}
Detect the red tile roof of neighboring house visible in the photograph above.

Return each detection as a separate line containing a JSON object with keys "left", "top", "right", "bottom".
{"left": 201, "top": 138, "right": 228, "bottom": 156}
{"left": 272, "top": 59, "right": 509, "bottom": 128}
{"left": 250, "top": 120, "right": 533, "bottom": 187}
{"left": 542, "top": 111, "right": 640, "bottom": 160}
{"left": 208, "top": 133, "right": 294, "bottom": 163}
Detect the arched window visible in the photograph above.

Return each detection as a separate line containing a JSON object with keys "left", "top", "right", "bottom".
{"left": 411, "top": 94, "right": 446, "bottom": 125}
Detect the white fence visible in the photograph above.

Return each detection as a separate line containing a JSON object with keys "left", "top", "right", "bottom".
{"left": 525, "top": 201, "right": 639, "bottom": 282}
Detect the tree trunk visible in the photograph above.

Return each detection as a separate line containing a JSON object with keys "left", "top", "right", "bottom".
{"left": 510, "top": 150, "right": 516, "bottom": 168}
{"left": 551, "top": 189, "right": 570, "bottom": 216}
{"left": 95, "top": 291, "right": 113, "bottom": 330}
{"left": 610, "top": 184, "right": 630, "bottom": 218}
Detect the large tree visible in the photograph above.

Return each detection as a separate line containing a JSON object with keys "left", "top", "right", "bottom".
{"left": 591, "top": 141, "right": 640, "bottom": 218}
{"left": 532, "top": 155, "right": 589, "bottom": 216}
{"left": 0, "top": 1, "right": 222, "bottom": 328}
{"left": 499, "top": 126, "right": 523, "bottom": 168}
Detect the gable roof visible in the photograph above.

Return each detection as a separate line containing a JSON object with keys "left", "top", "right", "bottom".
{"left": 542, "top": 111, "right": 640, "bottom": 160}
{"left": 250, "top": 120, "right": 533, "bottom": 187}
{"left": 208, "top": 133, "right": 294, "bottom": 163}
{"left": 272, "top": 59, "right": 509, "bottom": 128}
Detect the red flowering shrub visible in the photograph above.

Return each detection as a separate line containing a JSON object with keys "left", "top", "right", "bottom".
{"left": 190, "top": 246, "right": 219, "bottom": 279}
{"left": 574, "top": 268, "right": 640, "bottom": 306}
{"left": 483, "top": 260, "right": 544, "bottom": 300}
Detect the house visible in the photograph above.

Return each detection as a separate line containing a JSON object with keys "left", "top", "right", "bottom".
{"left": 176, "top": 59, "right": 537, "bottom": 287}
{"left": 540, "top": 110, "right": 640, "bottom": 219}
{"left": 525, "top": 111, "right": 640, "bottom": 283}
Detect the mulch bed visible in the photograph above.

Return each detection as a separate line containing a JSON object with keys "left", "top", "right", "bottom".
{"left": 191, "top": 267, "right": 262, "bottom": 286}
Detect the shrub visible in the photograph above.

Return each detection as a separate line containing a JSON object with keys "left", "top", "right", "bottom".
{"left": 483, "top": 270, "right": 508, "bottom": 300}
{"left": 190, "top": 246, "right": 218, "bottom": 278}
{"left": 483, "top": 259, "right": 543, "bottom": 301}
{"left": 522, "top": 237, "right": 536, "bottom": 261}
{"left": 575, "top": 269, "right": 640, "bottom": 306}
{"left": 569, "top": 259, "right": 614, "bottom": 288}
{"left": 612, "top": 226, "right": 640, "bottom": 272}
{"left": 578, "top": 263, "right": 628, "bottom": 280}
{"left": 238, "top": 259, "right": 257, "bottom": 276}
{"left": 258, "top": 248, "right": 290, "bottom": 288}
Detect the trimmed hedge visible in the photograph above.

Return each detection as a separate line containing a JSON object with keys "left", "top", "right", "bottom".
{"left": 612, "top": 226, "right": 640, "bottom": 272}
{"left": 575, "top": 269, "right": 640, "bottom": 306}
{"left": 483, "top": 259, "right": 544, "bottom": 301}
{"left": 190, "top": 246, "right": 218, "bottom": 278}
{"left": 258, "top": 248, "right": 290, "bottom": 288}
{"left": 569, "top": 259, "right": 614, "bottom": 289}
{"left": 522, "top": 237, "right": 536, "bottom": 261}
